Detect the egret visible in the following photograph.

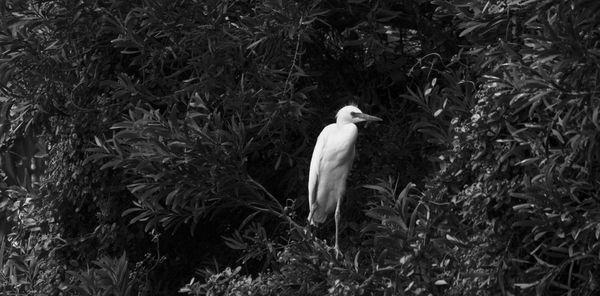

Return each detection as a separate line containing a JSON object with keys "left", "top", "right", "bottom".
{"left": 307, "top": 105, "right": 382, "bottom": 257}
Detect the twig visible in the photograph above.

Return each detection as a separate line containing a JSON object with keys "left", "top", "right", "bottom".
{"left": 246, "top": 176, "right": 305, "bottom": 232}
{"left": 283, "top": 17, "right": 304, "bottom": 97}
{"left": 246, "top": 204, "right": 304, "bottom": 232}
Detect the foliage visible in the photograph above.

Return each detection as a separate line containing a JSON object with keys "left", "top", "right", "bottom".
{"left": 2, "top": 0, "right": 599, "bottom": 295}
{"left": 0, "top": 186, "right": 66, "bottom": 295}
{"left": 68, "top": 253, "right": 136, "bottom": 296}
{"left": 428, "top": 0, "right": 600, "bottom": 295}
{"left": 188, "top": 179, "right": 456, "bottom": 296}
{"left": 179, "top": 266, "right": 286, "bottom": 296}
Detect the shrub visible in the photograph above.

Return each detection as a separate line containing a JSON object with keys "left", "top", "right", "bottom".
{"left": 428, "top": 0, "right": 600, "bottom": 294}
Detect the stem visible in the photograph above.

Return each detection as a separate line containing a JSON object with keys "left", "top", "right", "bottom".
{"left": 283, "top": 17, "right": 303, "bottom": 97}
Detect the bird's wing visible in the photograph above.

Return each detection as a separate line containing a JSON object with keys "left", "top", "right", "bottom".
{"left": 308, "top": 126, "right": 328, "bottom": 209}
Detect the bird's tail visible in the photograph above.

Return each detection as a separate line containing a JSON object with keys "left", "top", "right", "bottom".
{"left": 308, "top": 207, "right": 328, "bottom": 225}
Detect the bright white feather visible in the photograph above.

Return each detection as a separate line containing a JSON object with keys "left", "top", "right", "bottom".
{"left": 306, "top": 105, "right": 381, "bottom": 257}
{"left": 307, "top": 123, "right": 357, "bottom": 224}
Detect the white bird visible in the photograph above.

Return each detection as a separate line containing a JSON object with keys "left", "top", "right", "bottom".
{"left": 307, "top": 105, "right": 382, "bottom": 257}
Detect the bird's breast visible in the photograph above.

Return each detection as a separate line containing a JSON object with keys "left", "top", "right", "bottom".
{"left": 320, "top": 124, "right": 357, "bottom": 165}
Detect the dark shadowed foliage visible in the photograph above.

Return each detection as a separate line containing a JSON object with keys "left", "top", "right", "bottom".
{"left": 1, "top": 0, "right": 599, "bottom": 295}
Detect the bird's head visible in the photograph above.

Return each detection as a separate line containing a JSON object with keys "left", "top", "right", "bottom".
{"left": 336, "top": 105, "right": 382, "bottom": 124}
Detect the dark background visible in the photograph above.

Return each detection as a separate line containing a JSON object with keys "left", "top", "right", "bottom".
{"left": 1, "top": 0, "right": 599, "bottom": 295}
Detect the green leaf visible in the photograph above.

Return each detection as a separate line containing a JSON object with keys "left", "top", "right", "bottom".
{"left": 459, "top": 22, "right": 487, "bottom": 37}
{"left": 515, "top": 282, "right": 539, "bottom": 289}
{"left": 434, "top": 279, "right": 448, "bottom": 285}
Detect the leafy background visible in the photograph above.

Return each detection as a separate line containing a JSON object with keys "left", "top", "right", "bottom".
{"left": 1, "top": 0, "right": 599, "bottom": 295}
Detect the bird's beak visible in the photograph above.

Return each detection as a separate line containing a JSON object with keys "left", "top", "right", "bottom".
{"left": 353, "top": 112, "right": 383, "bottom": 122}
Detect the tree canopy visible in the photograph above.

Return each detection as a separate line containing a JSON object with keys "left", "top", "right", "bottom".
{"left": 1, "top": 0, "right": 599, "bottom": 295}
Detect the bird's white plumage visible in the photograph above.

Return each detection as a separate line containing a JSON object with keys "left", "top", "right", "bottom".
{"left": 307, "top": 105, "right": 381, "bottom": 257}
{"left": 308, "top": 123, "right": 357, "bottom": 224}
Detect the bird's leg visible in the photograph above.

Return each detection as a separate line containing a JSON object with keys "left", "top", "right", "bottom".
{"left": 307, "top": 202, "right": 317, "bottom": 226}
{"left": 334, "top": 200, "right": 342, "bottom": 259}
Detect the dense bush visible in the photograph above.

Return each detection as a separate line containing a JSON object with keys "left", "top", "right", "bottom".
{"left": 1, "top": 0, "right": 599, "bottom": 295}
{"left": 428, "top": 0, "right": 600, "bottom": 295}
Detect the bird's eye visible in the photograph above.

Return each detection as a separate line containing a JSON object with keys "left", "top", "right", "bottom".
{"left": 350, "top": 112, "right": 359, "bottom": 117}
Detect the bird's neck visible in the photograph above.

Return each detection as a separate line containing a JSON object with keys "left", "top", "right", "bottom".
{"left": 335, "top": 120, "right": 354, "bottom": 125}
{"left": 333, "top": 122, "right": 358, "bottom": 135}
